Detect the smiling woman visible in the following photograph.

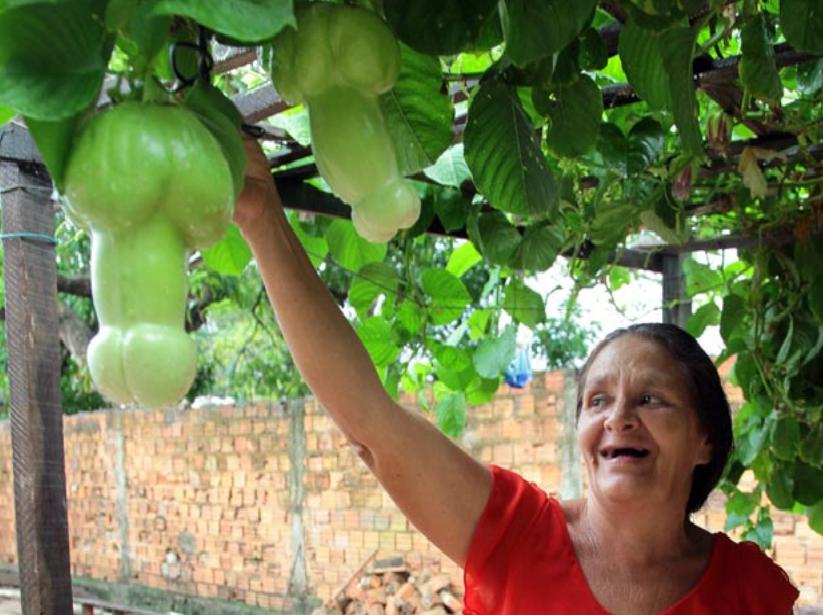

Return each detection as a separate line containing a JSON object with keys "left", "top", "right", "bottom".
{"left": 236, "top": 139, "right": 800, "bottom": 615}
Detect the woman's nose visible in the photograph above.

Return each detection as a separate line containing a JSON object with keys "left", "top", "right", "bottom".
{"left": 603, "top": 399, "right": 639, "bottom": 432}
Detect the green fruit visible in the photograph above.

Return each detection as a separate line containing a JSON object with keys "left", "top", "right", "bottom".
{"left": 63, "top": 102, "right": 234, "bottom": 407}
{"left": 271, "top": 3, "right": 419, "bottom": 241}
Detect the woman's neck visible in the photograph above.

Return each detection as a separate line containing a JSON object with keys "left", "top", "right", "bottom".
{"left": 576, "top": 497, "right": 705, "bottom": 567}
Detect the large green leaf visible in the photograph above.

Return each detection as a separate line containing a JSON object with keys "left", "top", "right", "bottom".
{"left": 659, "top": 26, "right": 701, "bottom": 156}
{"left": 424, "top": 144, "right": 472, "bottom": 188}
{"left": 464, "top": 79, "right": 558, "bottom": 216}
{"left": 349, "top": 262, "right": 400, "bottom": 317}
{"left": 739, "top": 14, "right": 783, "bottom": 102}
{"left": 685, "top": 301, "right": 720, "bottom": 338}
{"left": 781, "top": 0, "right": 823, "bottom": 53}
{"left": 0, "top": 104, "right": 13, "bottom": 125}
{"left": 548, "top": 74, "right": 603, "bottom": 157}
{"left": 0, "top": 1, "right": 111, "bottom": 120}
{"left": 432, "top": 344, "right": 476, "bottom": 390}
{"left": 357, "top": 317, "right": 400, "bottom": 368}
{"left": 720, "top": 294, "right": 747, "bottom": 344}
{"left": 446, "top": 241, "right": 483, "bottom": 278}
{"left": 325, "top": 219, "right": 387, "bottom": 271}
{"left": 794, "top": 461, "right": 823, "bottom": 505}
{"left": 597, "top": 118, "right": 666, "bottom": 177}
{"left": 25, "top": 112, "right": 86, "bottom": 192}
{"left": 380, "top": 44, "right": 454, "bottom": 175}
{"left": 383, "top": 0, "right": 499, "bottom": 55}
{"left": 808, "top": 500, "right": 823, "bottom": 535}
{"left": 619, "top": 20, "right": 670, "bottom": 110}
{"left": 473, "top": 324, "right": 517, "bottom": 378}
{"left": 201, "top": 224, "right": 252, "bottom": 277}
{"left": 436, "top": 390, "right": 467, "bottom": 437}
{"left": 503, "top": 278, "right": 545, "bottom": 326}
{"left": 499, "top": 0, "right": 597, "bottom": 66}
{"left": 510, "top": 224, "right": 562, "bottom": 271}
{"left": 421, "top": 268, "right": 471, "bottom": 325}
{"left": 151, "top": 0, "right": 294, "bottom": 43}
{"left": 469, "top": 211, "right": 522, "bottom": 265}
{"left": 432, "top": 187, "right": 471, "bottom": 232}
{"left": 396, "top": 300, "right": 424, "bottom": 336}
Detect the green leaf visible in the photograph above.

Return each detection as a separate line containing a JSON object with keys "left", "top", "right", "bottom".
{"left": 511, "top": 224, "right": 562, "bottom": 271}
{"left": 809, "top": 279, "right": 823, "bottom": 325}
{"left": 424, "top": 143, "right": 472, "bottom": 188}
{"left": 433, "top": 343, "right": 476, "bottom": 390}
{"left": 619, "top": 19, "right": 670, "bottom": 110}
{"left": 151, "top": 0, "right": 295, "bottom": 43}
{"left": 25, "top": 112, "right": 86, "bottom": 192}
{"left": 727, "top": 488, "right": 759, "bottom": 517}
{"left": 0, "top": 104, "right": 14, "bottom": 125}
{"left": 383, "top": 0, "right": 498, "bottom": 55}
{"left": 771, "top": 416, "right": 800, "bottom": 461}
{"left": 578, "top": 27, "right": 608, "bottom": 70}
{"left": 682, "top": 258, "right": 723, "bottom": 296}
{"left": 499, "top": 0, "right": 598, "bottom": 66}
{"left": 739, "top": 14, "right": 783, "bottom": 102}
{"left": 766, "top": 461, "right": 796, "bottom": 510}
{"left": 0, "top": 1, "right": 111, "bottom": 120}
{"left": 200, "top": 224, "right": 252, "bottom": 276}
{"left": 396, "top": 300, "right": 424, "bottom": 336}
{"left": 357, "top": 317, "right": 400, "bottom": 367}
{"left": 447, "top": 241, "right": 483, "bottom": 278}
{"left": 421, "top": 268, "right": 472, "bottom": 325}
{"left": 780, "top": 0, "right": 823, "bottom": 53}
{"left": 473, "top": 324, "right": 518, "bottom": 378}
{"left": 503, "top": 278, "right": 545, "bottom": 326}
{"left": 468, "top": 308, "right": 493, "bottom": 340}
{"left": 464, "top": 79, "right": 558, "bottom": 216}
{"left": 436, "top": 390, "right": 467, "bottom": 437}
{"left": 720, "top": 294, "right": 746, "bottom": 344}
{"left": 793, "top": 461, "right": 823, "bottom": 505}
{"left": 325, "top": 220, "right": 387, "bottom": 271}
{"left": 380, "top": 43, "right": 454, "bottom": 175}
{"left": 184, "top": 82, "right": 246, "bottom": 199}
{"left": 349, "top": 262, "right": 400, "bottom": 317}
{"left": 738, "top": 417, "right": 768, "bottom": 465}
{"left": 288, "top": 213, "right": 328, "bottom": 267}
{"left": 433, "top": 187, "right": 471, "bottom": 232}
{"left": 659, "top": 26, "right": 701, "bottom": 156}
{"left": 468, "top": 211, "right": 521, "bottom": 266}
{"left": 547, "top": 74, "right": 603, "bottom": 157}
{"left": 797, "top": 59, "right": 823, "bottom": 96}
{"left": 799, "top": 424, "right": 823, "bottom": 466}
{"left": 808, "top": 500, "right": 823, "bottom": 535}
{"left": 466, "top": 374, "right": 501, "bottom": 404}
{"left": 627, "top": 118, "right": 666, "bottom": 175}
{"left": 742, "top": 510, "right": 773, "bottom": 549}
{"left": 268, "top": 106, "right": 311, "bottom": 147}
{"left": 686, "top": 301, "right": 720, "bottom": 338}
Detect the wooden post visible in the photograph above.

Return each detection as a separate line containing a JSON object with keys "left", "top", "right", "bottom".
{"left": 662, "top": 252, "right": 692, "bottom": 329}
{"left": 1, "top": 124, "right": 74, "bottom": 614}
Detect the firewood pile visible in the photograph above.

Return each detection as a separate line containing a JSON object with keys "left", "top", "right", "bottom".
{"left": 313, "top": 556, "right": 464, "bottom": 615}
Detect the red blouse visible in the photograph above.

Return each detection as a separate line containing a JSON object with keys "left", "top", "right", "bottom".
{"left": 464, "top": 465, "right": 799, "bottom": 615}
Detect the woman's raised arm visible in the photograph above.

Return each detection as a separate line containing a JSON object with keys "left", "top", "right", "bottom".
{"left": 234, "top": 137, "right": 491, "bottom": 566}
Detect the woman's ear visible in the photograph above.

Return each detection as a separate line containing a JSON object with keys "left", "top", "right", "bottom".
{"left": 695, "top": 433, "right": 713, "bottom": 466}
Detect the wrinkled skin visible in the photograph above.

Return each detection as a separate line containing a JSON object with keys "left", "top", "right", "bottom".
{"left": 63, "top": 102, "right": 234, "bottom": 407}
{"left": 271, "top": 3, "right": 420, "bottom": 241}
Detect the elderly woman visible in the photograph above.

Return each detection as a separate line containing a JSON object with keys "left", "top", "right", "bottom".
{"left": 235, "top": 138, "right": 798, "bottom": 614}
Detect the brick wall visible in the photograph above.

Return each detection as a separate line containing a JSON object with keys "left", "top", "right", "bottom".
{"left": 0, "top": 370, "right": 821, "bottom": 609}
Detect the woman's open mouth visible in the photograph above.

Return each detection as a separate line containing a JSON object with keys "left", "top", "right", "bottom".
{"left": 599, "top": 447, "right": 651, "bottom": 463}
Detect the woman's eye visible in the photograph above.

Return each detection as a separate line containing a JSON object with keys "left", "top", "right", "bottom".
{"left": 589, "top": 396, "right": 605, "bottom": 408}
{"left": 641, "top": 394, "right": 662, "bottom": 405}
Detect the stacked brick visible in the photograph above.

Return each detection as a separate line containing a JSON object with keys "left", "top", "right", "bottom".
{"left": 0, "top": 370, "right": 821, "bottom": 609}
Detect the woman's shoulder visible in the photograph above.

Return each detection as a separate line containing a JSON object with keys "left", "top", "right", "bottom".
{"left": 707, "top": 532, "right": 799, "bottom": 611}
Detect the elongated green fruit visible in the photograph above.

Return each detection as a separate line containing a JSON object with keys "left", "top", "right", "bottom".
{"left": 63, "top": 102, "right": 234, "bottom": 407}
{"left": 271, "top": 3, "right": 420, "bottom": 242}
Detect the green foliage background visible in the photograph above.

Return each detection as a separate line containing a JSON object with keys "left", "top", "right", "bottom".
{"left": 0, "top": 0, "right": 821, "bottom": 542}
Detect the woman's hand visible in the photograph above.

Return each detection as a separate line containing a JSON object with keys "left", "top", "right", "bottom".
{"left": 233, "top": 136, "right": 283, "bottom": 234}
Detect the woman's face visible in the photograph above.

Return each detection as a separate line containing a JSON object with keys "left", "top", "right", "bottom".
{"left": 577, "top": 335, "right": 713, "bottom": 511}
